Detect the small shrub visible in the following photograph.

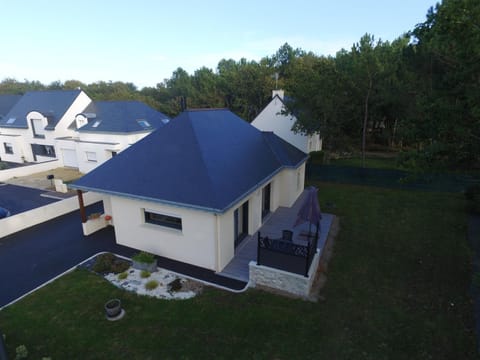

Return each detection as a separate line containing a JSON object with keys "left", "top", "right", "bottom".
{"left": 168, "top": 278, "right": 182, "bottom": 293}
{"left": 145, "top": 280, "right": 159, "bottom": 290}
{"left": 88, "top": 212, "right": 101, "bottom": 220}
{"left": 15, "top": 345, "right": 28, "bottom": 360}
{"left": 110, "top": 259, "right": 130, "bottom": 274}
{"left": 132, "top": 251, "right": 156, "bottom": 264}
{"left": 92, "top": 253, "right": 116, "bottom": 273}
{"left": 140, "top": 270, "right": 151, "bottom": 278}
{"left": 118, "top": 271, "right": 128, "bottom": 280}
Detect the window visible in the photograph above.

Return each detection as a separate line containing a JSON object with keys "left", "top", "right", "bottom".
{"left": 31, "top": 144, "right": 56, "bottom": 158}
{"left": 6, "top": 117, "right": 15, "bottom": 124}
{"left": 4, "top": 142, "right": 13, "bottom": 154}
{"left": 86, "top": 151, "right": 97, "bottom": 162}
{"left": 31, "top": 118, "right": 46, "bottom": 138}
{"left": 137, "top": 119, "right": 151, "bottom": 128}
{"left": 92, "top": 120, "right": 102, "bottom": 128}
{"left": 144, "top": 210, "right": 182, "bottom": 230}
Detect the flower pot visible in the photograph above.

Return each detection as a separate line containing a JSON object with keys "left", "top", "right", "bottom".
{"left": 132, "top": 259, "right": 157, "bottom": 273}
{"left": 104, "top": 299, "right": 122, "bottom": 318}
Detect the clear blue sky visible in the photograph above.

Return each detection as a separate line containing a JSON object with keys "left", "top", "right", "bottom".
{"left": 0, "top": 0, "right": 437, "bottom": 89}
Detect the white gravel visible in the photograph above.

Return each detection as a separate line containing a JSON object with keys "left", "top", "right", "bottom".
{"left": 104, "top": 267, "right": 198, "bottom": 300}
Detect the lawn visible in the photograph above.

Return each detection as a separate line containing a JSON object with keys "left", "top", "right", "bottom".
{"left": 0, "top": 182, "right": 475, "bottom": 359}
{"left": 329, "top": 155, "right": 400, "bottom": 170}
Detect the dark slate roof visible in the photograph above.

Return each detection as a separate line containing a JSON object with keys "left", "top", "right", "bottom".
{"left": 0, "top": 90, "right": 82, "bottom": 129}
{"left": 0, "top": 95, "right": 22, "bottom": 119}
{"left": 77, "top": 101, "right": 170, "bottom": 133}
{"left": 71, "top": 109, "right": 307, "bottom": 213}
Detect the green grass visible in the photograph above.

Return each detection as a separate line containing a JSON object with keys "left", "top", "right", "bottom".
{"left": 0, "top": 183, "right": 475, "bottom": 359}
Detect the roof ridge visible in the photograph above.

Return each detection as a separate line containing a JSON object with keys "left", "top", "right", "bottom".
{"left": 187, "top": 113, "right": 222, "bottom": 209}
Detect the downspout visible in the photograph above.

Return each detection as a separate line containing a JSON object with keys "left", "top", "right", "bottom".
{"left": 215, "top": 214, "right": 221, "bottom": 272}
{"left": 77, "top": 190, "right": 87, "bottom": 223}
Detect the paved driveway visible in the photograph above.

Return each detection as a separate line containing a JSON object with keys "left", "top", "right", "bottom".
{"left": 0, "top": 203, "right": 138, "bottom": 308}
{"left": 0, "top": 184, "right": 61, "bottom": 215}
{"left": 0, "top": 203, "right": 245, "bottom": 308}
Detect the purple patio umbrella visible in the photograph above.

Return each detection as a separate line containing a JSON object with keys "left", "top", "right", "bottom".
{"left": 293, "top": 186, "right": 322, "bottom": 236}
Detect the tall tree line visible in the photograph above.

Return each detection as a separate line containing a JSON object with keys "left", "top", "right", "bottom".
{"left": 1, "top": 0, "right": 477, "bottom": 169}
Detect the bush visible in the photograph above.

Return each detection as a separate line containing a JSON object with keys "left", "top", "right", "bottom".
{"left": 309, "top": 151, "right": 325, "bottom": 165}
{"left": 132, "top": 251, "right": 156, "bottom": 264}
{"left": 145, "top": 280, "right": 159, "bottom": 290}
{"left": 168, "top": 278, "right": 182, "bottom": 293}
{"left": 118, "top": 272, "right": 128, "bottom": 280}
{"left": 92, "top": 253, "right": 116, "bottom": 273}
{"left": 110, "top": 259, "right": 130, "bottom": 274}
{"left": 140, "top": 270, "right": 151, "bottom": 278}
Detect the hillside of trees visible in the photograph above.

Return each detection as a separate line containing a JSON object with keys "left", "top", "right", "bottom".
{"left": 1, "top": 0, "right": 478, "bottom": 170}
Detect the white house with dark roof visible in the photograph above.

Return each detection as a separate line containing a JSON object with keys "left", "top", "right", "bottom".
{"left": 71, "top": 109, "right": 307, "bottom": 272}
{"left": 0, "top": 90, "right": 91, "bottom": 164}
{"left": 56, "top": 100, "right": 169, "bottom": 173}
{"left": 252, "top": 90, "right": 322, "bottom": 153}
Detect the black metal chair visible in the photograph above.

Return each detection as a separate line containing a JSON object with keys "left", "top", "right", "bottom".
{"left": 282, "top": 230, "right": 293, "bottom": 241}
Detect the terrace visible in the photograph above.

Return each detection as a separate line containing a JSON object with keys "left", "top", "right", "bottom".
{"left": 219, "top": 189, "right": 334, "bottom": 282}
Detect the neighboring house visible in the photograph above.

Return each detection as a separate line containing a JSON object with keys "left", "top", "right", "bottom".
{"left": 251, "top": 90, "right": 322, "bottom": 153}
{"left": 0, "top": 95, "right": 22, "bottom": 120}
{"left": 71, "top": 109, "right": 308, "bottom": 272}
{"left": 56, "top": 101, "right": 169, "bottom": 173}
{"left": 0, "top": 90, "right": 91, "bottom": 164}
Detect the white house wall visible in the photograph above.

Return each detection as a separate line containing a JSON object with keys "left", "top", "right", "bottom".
{"left": 252, "top": 97, "right": 321, "bottom": 153}
{"left": 0, "top": 134, "right": 26, "bottom": 163}
{"left": 75, "top": 131, "right": 151, "bottom": 173}
{"left": 110, "top": 196, "right": 218, "bottom": 270}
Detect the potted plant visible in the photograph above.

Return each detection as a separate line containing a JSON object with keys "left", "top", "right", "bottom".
{"left": 104, "top": 298, "right": 122, "bottom": 318}
{"left": 132, "top": 251, "right": 157, "bottom": 272}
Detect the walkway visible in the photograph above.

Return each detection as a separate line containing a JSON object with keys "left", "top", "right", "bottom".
{"left": 219, "top": 191, "right": 334, "bottom": 282}
{"left": 0, "top": 203, "right": 245, "bottom": 308}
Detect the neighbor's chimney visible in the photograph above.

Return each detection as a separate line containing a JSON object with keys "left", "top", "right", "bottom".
{"left": 272, "top": 89, "right": 284, "bottom": 100}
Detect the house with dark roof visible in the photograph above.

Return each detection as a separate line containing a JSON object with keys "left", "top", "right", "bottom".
{"left": 0, "top": 90, "right": 91, "bottom": 164}
{"left": 251, "top": 90, "right": 322, "bottom": 153}
{"left": 0, "top": 95, "right": 22, "bottom": 120}
{"left": 56, "top": 100, "right": 169, "bottom": 173}
{"left": 71, "top": 109, "right": 308, "bottom": 272}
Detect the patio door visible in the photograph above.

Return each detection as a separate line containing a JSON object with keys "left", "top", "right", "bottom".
{"left": 234, "top": 201, "right": 249, "bottom": 248}
{"left": 262, "top": 183, "right": 271, "bottom": 220}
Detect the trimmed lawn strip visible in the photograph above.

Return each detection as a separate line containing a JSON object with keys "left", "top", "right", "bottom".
{"left": 0, "top": 183, "right": 475, "bottom": 359}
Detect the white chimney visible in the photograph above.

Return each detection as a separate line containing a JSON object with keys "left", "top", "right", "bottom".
{"left": 272, "top": 89, "right": 285, "bottom": 100}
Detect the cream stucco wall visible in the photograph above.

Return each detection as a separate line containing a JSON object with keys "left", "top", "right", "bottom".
{"left": 111, "top": 196, "right": 218, "bottom": 270}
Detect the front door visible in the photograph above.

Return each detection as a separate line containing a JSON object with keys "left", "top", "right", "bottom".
{"left": 234, "top": 201, "right": 249, "bottom": 248}
{"left": 262, "top": 183, "right": 271, "bottom": 220}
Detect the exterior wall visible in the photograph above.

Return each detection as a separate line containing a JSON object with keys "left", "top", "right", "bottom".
{"left": 0, "top": 191, "right": 103, "bottom": 239}
{"left": 251, "top": 97, "right": 321, "bottom": 153}
{"left": 75, "top": 131, "right": 151, "bottom": 173}
{"left": 0, "top": 159, "right": 60, "bottom": 181}
{"left": 249, "top": 251, "right": 320, "bottom": 298}
{"left": 110, "top": 196, "right": 218, "bottom": 270}
{"left": 0, "top": 134, "right": 26, "bottom": 163}
{"left": 216, "top": 162, "right": 306, "bottom": 270}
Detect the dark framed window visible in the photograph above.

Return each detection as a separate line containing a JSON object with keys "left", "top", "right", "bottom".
{"left": 4, "top": 142, "right": 13, "bottom": 154}
{"left": 31, "top": 119, "right": 46, "bottom": 138}
{"left": 144, "top": 210, "right": 182, "bottom": 230}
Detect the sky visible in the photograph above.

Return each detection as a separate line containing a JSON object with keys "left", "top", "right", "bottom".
{"left": 0, "top": 0, "right": 437, "bottom": 89}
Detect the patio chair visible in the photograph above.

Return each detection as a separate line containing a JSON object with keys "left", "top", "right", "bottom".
{"left": 282, "top": 230, "right": 293, "bottom": 241}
